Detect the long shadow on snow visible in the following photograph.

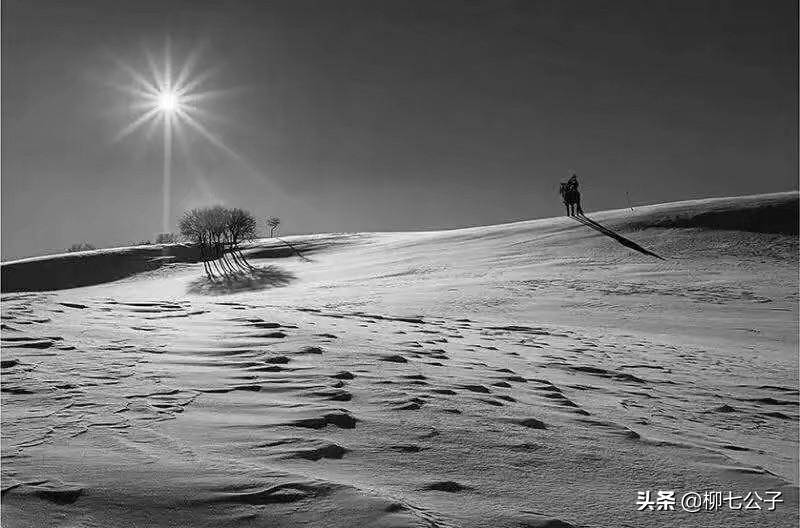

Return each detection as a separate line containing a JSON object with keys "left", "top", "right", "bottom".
{"left": 187, "top": 265, "right": 296, "bottom": 295}
{"left": 244, "top": 234, "right": 364, "bottom": 262}
{"left": 573, "top": 214, "right": 665, "bottom": 260}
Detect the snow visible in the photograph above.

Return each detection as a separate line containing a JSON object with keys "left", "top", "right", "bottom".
{"left": 1, "top": 191, "right": 797, "bottom": 527}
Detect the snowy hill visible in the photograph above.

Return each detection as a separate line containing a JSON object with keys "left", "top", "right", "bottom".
{"left": 1, "top": 192, "right": 797, "bottom": 528}
{"left": 2, "top": 191, "right": 796, "bottom": 292}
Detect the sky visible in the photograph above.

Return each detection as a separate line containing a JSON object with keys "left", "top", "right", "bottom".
{"left": 2, "top": 0, "right": 797, "bottom": 259}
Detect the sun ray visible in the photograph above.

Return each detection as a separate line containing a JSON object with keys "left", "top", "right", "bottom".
{"left": 173, "top": 44, "right": 205, "bottom": 92}
{"left": 145, "top": 48, "right": 165, "bottom": 92}
{"left": 144, "top": 111, "right": 162, "bottom": 142}
{"left": 179, "top": 87, "right": 244, "bottom": 104}
{"left": 114, "top": 107, "right": 161, "bottom": 142}
{"left": 176, "top": 108, "right": 243, "bottom": 162}
{"left": 129, "top": 99, "right": 160, "bottom": 112}
{"left": 111, "top": 57, "right": 160, "bottom": 95}
{"left": 111, "top": 42, "right": 244, "bottom": 234}
{"left": 174, "top": 108, "right": 226, "bottom": 149}
{"left": 175, "top": 102, "right": 212, "bottom": 120}
{"left": 162, "top": 111, "right": 173, "bottom": 233}
{"left": 174, "top": 66, "right": 219, "bottom": 96}
{"left": 172, "top": 117, "right": 191, "bottom": 157}
{"left": 164, "top": 39, "right": 172, "bottom": 92}
{"left": 106, "top": 80, "right": 155, "bottom": 101}
{"left": 177, "top": 103, "right": 237, "bottom": 128}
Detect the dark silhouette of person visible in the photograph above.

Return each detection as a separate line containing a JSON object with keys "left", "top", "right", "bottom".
{"left": 559, "top": 182, "right": 571, "bottom": 216}
{"left": 560, "top": 174, "right": 583, "bottom": 216}
{"left": 569, "top": 174, "right": 583, "bottom": 215}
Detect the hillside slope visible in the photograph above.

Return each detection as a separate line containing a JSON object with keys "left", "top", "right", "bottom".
{"left": 2, "top": 192, "right": 797, "bottom": 528}
{"left": 2, "top": 191, "right": 796, "bottom": 292}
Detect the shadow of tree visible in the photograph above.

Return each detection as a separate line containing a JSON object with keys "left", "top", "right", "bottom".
{"left": 187, "top": 265, "right": 296, "bottom": 295}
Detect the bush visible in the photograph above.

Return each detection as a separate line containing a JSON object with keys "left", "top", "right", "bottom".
{"left": 66, "top": 242, "right": 97, "bottom": 253}
{"left": 155, "top": 233, "right": 178, "bottom": 244}
{"left": 179, "top": 206, "right": 257, "bottom": 279}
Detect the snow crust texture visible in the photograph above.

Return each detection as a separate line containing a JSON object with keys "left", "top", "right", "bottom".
{"left": 1, "top": 192, "right": 797, "bottom": 527}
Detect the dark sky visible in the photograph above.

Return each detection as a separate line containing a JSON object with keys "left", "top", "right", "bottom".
{"left": 3, "top": 0, "right": 797, "bottom": 259}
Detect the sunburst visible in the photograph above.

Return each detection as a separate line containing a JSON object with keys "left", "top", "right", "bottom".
{"left": 111, "top": 42, "right": 236, "bottom": 234}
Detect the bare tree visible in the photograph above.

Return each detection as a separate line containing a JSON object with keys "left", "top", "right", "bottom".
{"left": 179, "top": 206, "right": 259, "bottom": 280}
{"left": 207, "top": 206, "right": 230, "bottom": 274}
{"left": 267, "top": 216, "right": 280, "bottom": 237}
{"left": 226, "top": 208, "right": 257, "bottom": 270}
{"left": 179, "top": 208, "right": 214, "bottom": 278}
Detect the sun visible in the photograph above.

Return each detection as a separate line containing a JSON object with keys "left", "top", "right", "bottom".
{"left": 110, "top": 42, "right": 241, "bottom": 234}
{"left": 157, "top": 90, "right": 180, "bottom": 112}
{"left": 110, "top": 42, "right": 232, "bottom": 147}
{"left": 111, "top": 45, "right": 242, "bottom": 162}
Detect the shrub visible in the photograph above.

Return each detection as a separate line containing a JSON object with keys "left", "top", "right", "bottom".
{"left": 66, "top": 242, "right": 97, "bottom": 252}
{"left": 155, "top": 233, "right": 178, "bottom": 244}
{"left": 179, "top": 206, "right": 258, "bottom": 279}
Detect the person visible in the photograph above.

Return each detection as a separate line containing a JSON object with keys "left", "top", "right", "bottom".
{"left": 560, "top": 174, "right": 583, "bottom": 216}
{"left": 567, "top": 174, "right": 579, "bottom": 190}
{"left": 570, "top": 174, "right": 583, "bottom": 215}
{"left": 559, "top": 182, "right": 571, "bottom": 216}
